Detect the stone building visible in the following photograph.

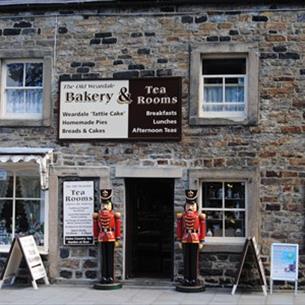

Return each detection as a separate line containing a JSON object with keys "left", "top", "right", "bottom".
{"left": 0, "top": 0, "right": 304, "bottom": 288}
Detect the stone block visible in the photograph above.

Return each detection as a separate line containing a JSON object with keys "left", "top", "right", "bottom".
{"left": 144, "top": 32, "right": 155, "bottom": 36}
{"left": 273, "top": 45, "right": 287, "bottom": 52}
{"left": 3, "top": 28, "right": 21, "bottom": 35}
{"left": 140, "top": 70, "right": 155, "bottom": 77}
{"left": 113, "top": 71, "right": 139, "bottom": 79}
{"left": 60, "top": 248, "right": 70, "bottom": 259}
{"left": 95, "top": 32, "right": 112, "bottom": 38}
{"left": 252, "top": 15, "right": 268, "bottom": 22}
{"left": 60, "top": 270, "right": 72, "bottom": 279}
{"left": 195, "top": 16, "right": 207, "bottom": 23}
{"left": 76, "top": 67, "right": 90, "bottom": 73}
{"left": 137, "top": 48, "right": 150, "bottom": 55}
{"left": 113, "top": 60, "right": 123, "bottom": 65}
{"left": 131, "top": 32, "right": 142, "bottom": 37}
{"left": 102, "top": 37, "right": 117, "bottom": 44}
{"left": 85, "top": 270, "right": 97, "bottom": 279}
{"left": 156, "top": 69, "right": 172, "bottom": 76}
{"left": 22, "top": 28, "right": 36, "bottom": 35}
{"left": 90, "top": 38, "right": 100, "bottom": 45}
{"left": 58, "top": 27, "right": 68, "bottom": 34}
{"left": 128, "top": 64, "right": 144, "bottom": 70}
{"left": 83, "top": 259, "right": 98, "bottom": 268}
{"left": 207, "top": 36, "right": 219, "bottom": 41}
{"left": 181, "top": 16, "right": 193, "bottom": 24}
{"left": 279, "top": 52, "right": 300, "bottom": 60}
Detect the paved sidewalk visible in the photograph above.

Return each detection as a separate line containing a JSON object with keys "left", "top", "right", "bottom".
{"left": 0, "top": 285, "right": 304, "bottom": 305}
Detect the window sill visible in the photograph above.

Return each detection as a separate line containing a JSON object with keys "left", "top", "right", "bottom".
{"left": 201, "top": 241, "right": 245, "bottom": 253}
{"left": 0, "top": 118, "right": 51, "bottom": 127}
{"left": 190, "top": 116, "right": 256, "bottom": 126}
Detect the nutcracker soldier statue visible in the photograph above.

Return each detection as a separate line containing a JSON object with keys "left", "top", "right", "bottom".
{"left": 93, "top": 189, "right": 122, "bottom": 289}
{"left": 176, "top": 190, "right": 206, "bottom": 292}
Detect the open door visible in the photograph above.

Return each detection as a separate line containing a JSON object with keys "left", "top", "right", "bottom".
{"left": 126, "top": 178, "right": 174, "bottom": 279}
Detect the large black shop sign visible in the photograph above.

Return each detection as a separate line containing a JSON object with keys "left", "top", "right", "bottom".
{"left": 59, "top": 77, "right": 181, "bottom": 140}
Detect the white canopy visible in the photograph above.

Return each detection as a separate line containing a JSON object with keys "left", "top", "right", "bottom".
{"left": 0, "top": 148, "right": 53, "bottom": 191}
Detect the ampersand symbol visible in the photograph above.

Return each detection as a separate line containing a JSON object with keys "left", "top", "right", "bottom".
{"left": 117, "top": 87, "right": 132, "bottom": 104}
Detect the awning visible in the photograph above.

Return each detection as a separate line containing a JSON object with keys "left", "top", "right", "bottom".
{"left": 0, "top": 148, "right": 53, "bottom": 191}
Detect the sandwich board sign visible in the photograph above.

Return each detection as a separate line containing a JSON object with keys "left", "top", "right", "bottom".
{"left": 270, "top": 243, "right": 299, "bottom": 294}
{"left": 0, "top": 235, "right": 49, "bottom": 289}
{"left": 231, "top": 237, "right": 268, "bottom": 296}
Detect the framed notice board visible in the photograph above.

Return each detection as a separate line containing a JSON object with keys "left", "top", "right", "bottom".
{"left": 270, "top": 243, "right": 299, "bottom": 294}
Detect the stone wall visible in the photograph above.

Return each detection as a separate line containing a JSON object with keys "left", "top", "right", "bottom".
{"left": 0, "top": 2, "right": 304, "bottom": 287}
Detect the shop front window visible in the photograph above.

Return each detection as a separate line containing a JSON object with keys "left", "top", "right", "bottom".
{"left": 0, "top": 166, "right": 45, "bottom": 249}
{"left": 201, "top": 181, "right": 246, "bottom": 241}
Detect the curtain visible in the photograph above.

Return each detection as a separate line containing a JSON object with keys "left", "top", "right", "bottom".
{"left": 6, "top": 89, "right": 42, "bottom": 113}
{"left": 204, "top": 86, "right": 245, "bottom": 112}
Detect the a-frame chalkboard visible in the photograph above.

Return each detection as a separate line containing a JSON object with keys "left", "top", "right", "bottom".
{"left": 0, "top": 236, "right": 49, "bottom": 289}
{"left": 231, "top": 237, "right": 267, "bottom": 295}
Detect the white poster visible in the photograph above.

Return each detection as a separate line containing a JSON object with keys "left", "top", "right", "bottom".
{"left": 271, "top": 243, "right": 299, "bottom": 281}
{"left": 63, "top": 181, "right": 94, "bottom": 245}
{"left": 18, "top": 236, "right": 47, "bottom": 280}
{"left": 59, "top": 80, "right": 129, "bottom": 139}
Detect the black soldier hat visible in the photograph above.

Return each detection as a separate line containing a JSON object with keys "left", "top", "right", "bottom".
{"left": 100, "top": 189, "right": 112, "bottom": 201}
{"left": 185, "top": 189, "right": 198, "bottom": 203}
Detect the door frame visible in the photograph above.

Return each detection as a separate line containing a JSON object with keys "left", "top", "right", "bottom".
{"left": 115, "top": 166, "right": 183, "bottom": 280}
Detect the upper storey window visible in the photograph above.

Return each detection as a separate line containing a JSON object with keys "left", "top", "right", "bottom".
{"left": 2, "top": 60, "right": 43, "bottom": 120}
{"left": 201, "top": 58, "right": 247, "bottom": 119}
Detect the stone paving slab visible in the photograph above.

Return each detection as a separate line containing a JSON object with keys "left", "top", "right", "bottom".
{"left": 0, "top": 285, "right": 304, "bottom": 305}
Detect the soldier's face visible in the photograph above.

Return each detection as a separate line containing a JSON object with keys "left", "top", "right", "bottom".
{"left": 186, "top": 202, "right": 197, "bottom": 212}
{"left": 102, "top": 201, "right": 112, "bottom": 211}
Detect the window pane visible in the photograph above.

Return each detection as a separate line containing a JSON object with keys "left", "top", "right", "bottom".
{"left": 15, "top": 200, "right": 44, "bottom": 246}
{"left": 0, "top": 171, "right": 13, "bottom": 198}
{"left": 206, "top": 211, "right": 223, "bottom": 237}
{"left": 25, "top": 63, "right": 43, "bottom": 87}
{"left": 6, "top": 89, "right": 25, "bottom": 113}
{"left": 0, "top": 200, "right": 12, "bottom": 245}
{"left": 225, "top": 211, "right": 245, "bottom": 237}
{"left": 16, "top": 172, "right": 41, "bottom": 198}
{"left": 6, "top": 63, "right": 24, "bottom": 87}
{"left": 204, "top": 87, "right": 222, "bottom": 103}
{"left": 203, "top": 58, "right": 246, "bottom": 75}
{"left": 225, "top": 182, "right": 245, "bottom": 208}
{"left": 16, "top": 174, "right": 41, "bottom": 198}
{"left": 225, "top": 78, "right": 245, "bottom": 103}
{"left": 202, "top": 182, "right": 223, "bottom": 208}
{"left": 25, "top": 89, "right": 43, "bottom": 113}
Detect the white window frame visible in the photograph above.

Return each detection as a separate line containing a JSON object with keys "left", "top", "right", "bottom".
{"left": 199, "top": 179, "right": 248, "bottom": 245}
{"left": 1, "top": 59, "right": 44, "bottom": 120}
{"left": 0, "top": 163, "right": 48, "bottom": 254}
{"left": 0, "top": 49, "right": 52, "bottom": 127}
{"left": 200, "top": 73, "right": 248, "bottom": 119}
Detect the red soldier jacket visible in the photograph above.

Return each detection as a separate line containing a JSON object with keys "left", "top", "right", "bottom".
{"left": 93, "top": 210, "right": 121, "bottom": 242}
{"left": 176, "top": 211, "right": 206, "bottom": 243}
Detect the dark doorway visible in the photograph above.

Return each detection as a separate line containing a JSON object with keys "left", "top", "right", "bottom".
{"left": 126, "top": 178, "right": 174, "bottom": 279}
